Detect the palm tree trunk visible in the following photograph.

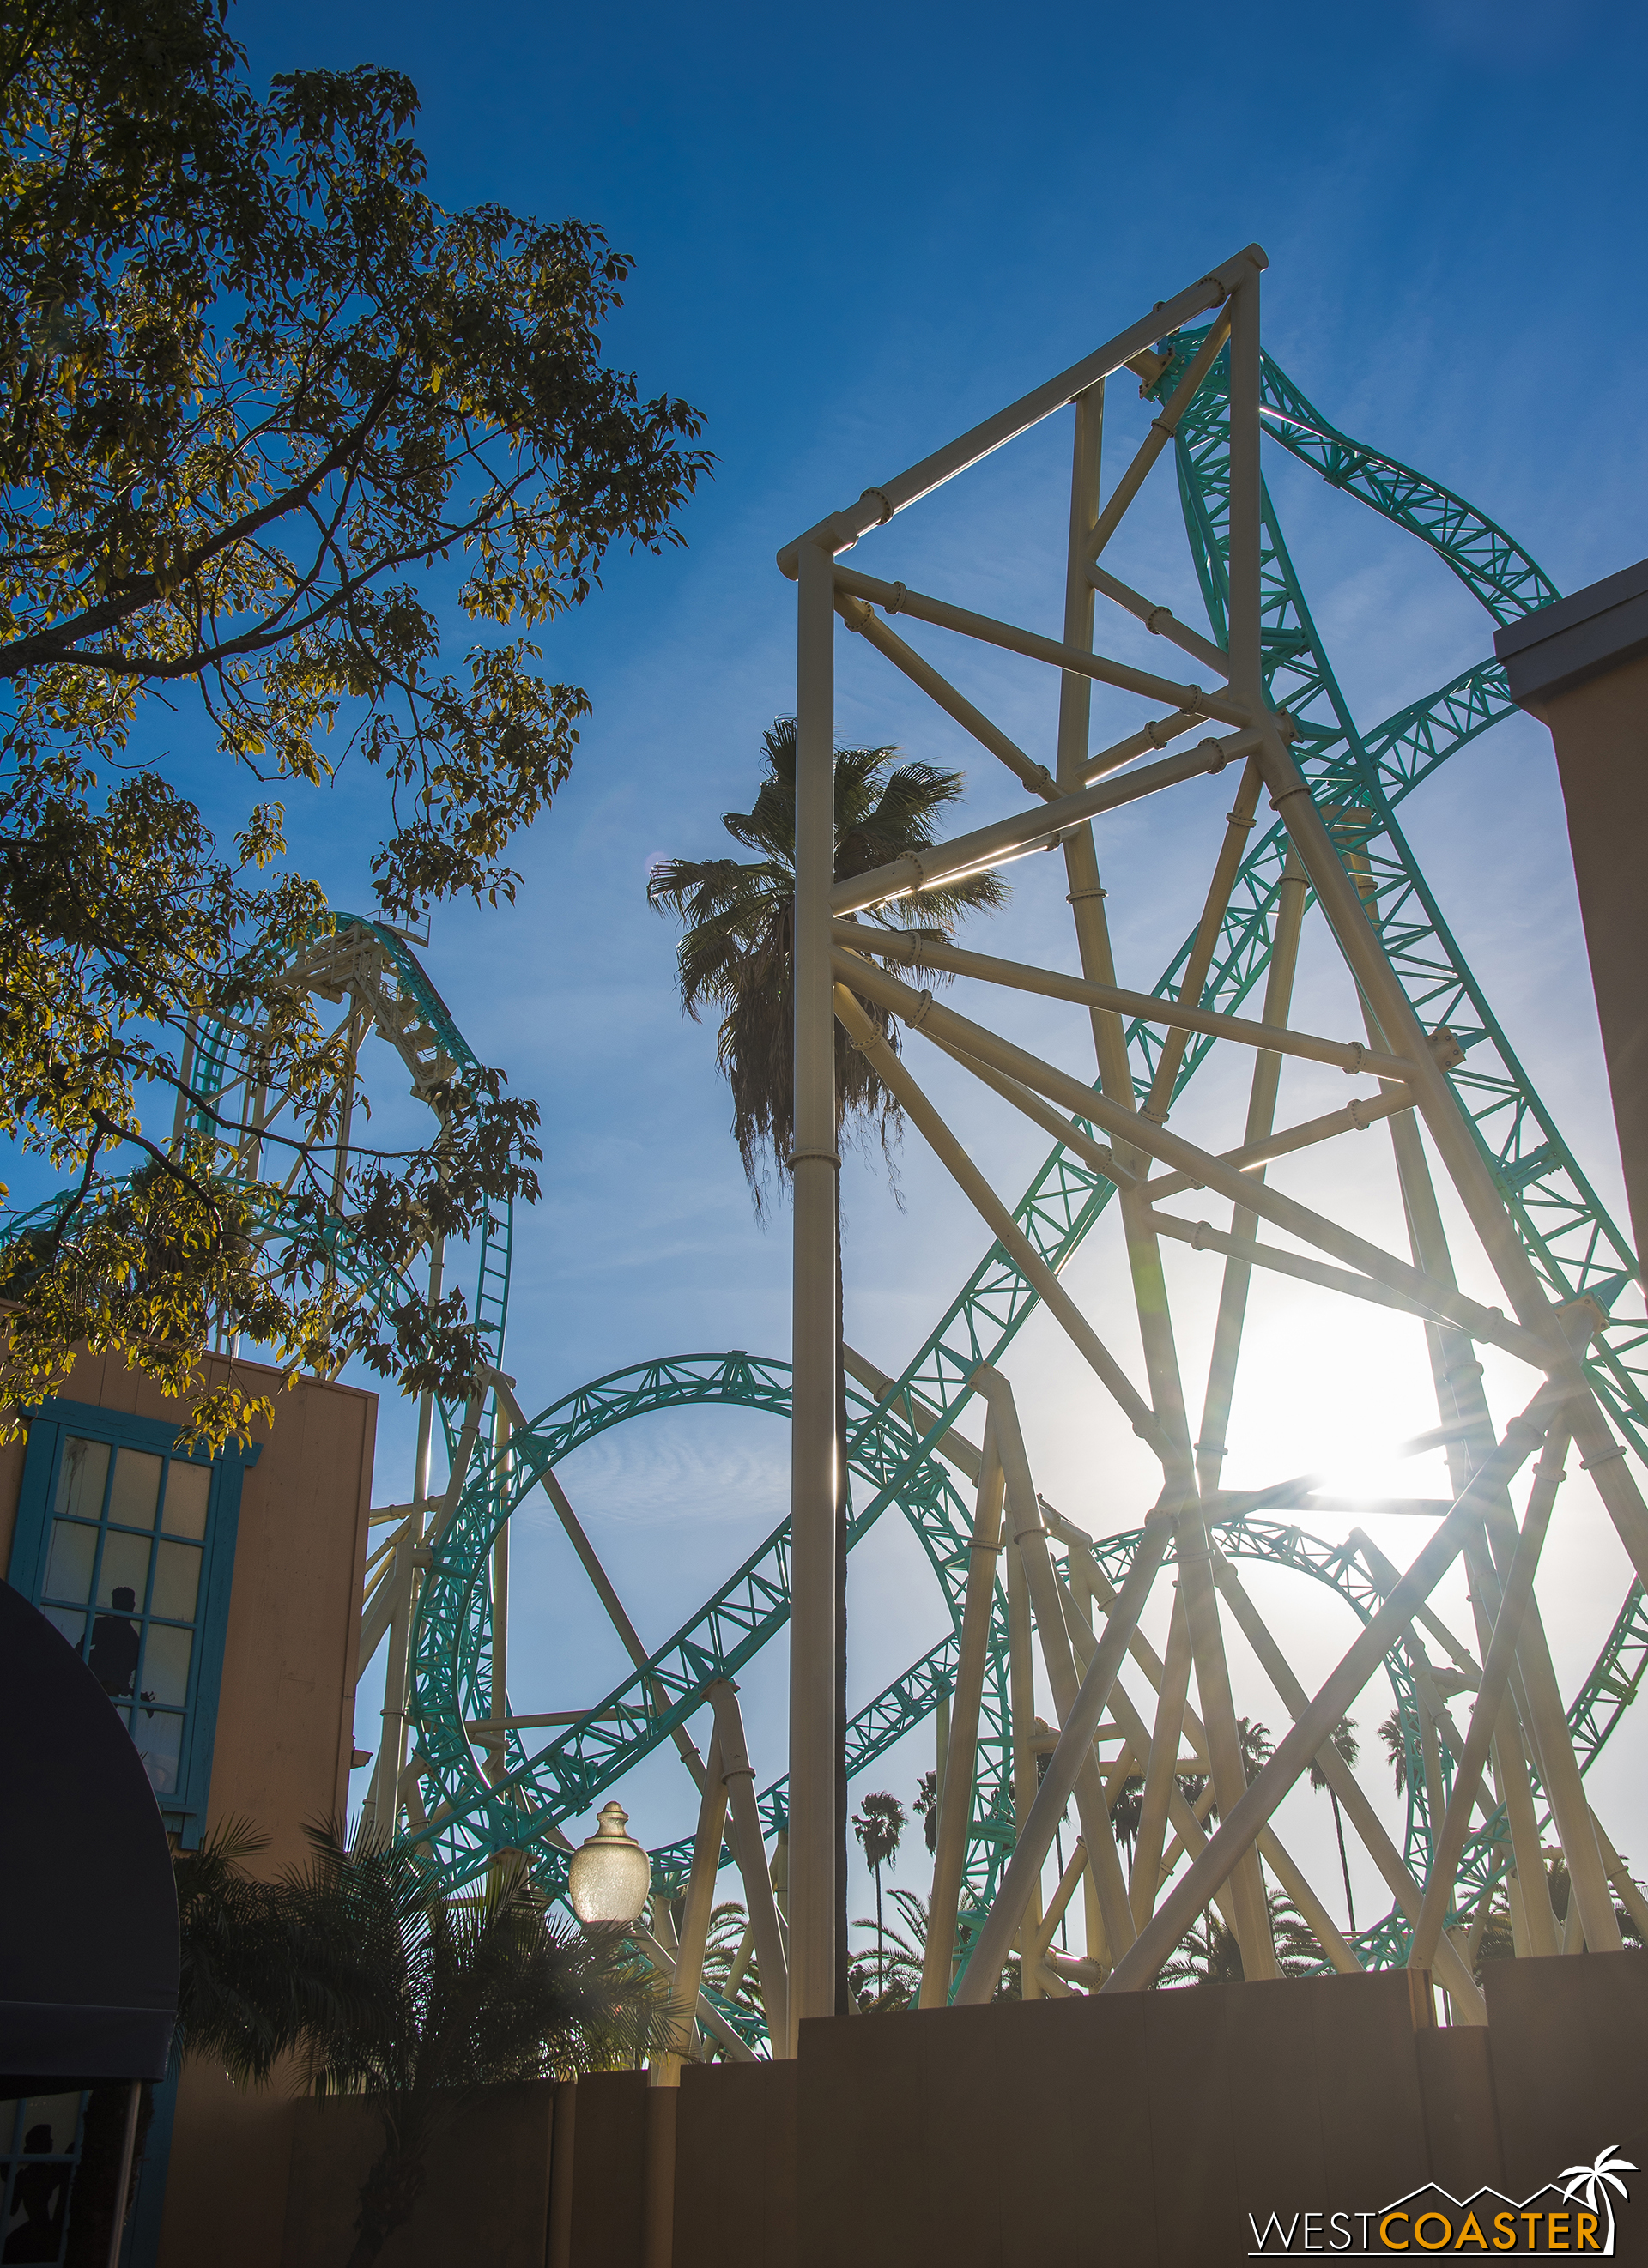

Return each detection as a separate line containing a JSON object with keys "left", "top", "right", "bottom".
{"left": 1330, "top": 1791, "right": 1356, "bottom": 1933}
{"left": 875, "top": 1862, "right": 884, "bottom": 1998}
{"left": 346, "top": 2140, "right": 427, "bottom": 2268}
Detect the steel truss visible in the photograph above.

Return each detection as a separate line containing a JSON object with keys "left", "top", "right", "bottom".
{"left": 776, "top": 240, "right": 1648, "bottom": 2031}
{"left": 379, "top": 249, "right": 1648, "bottom": 2055}
{"left": 15, "top": 244, "right": 1646, "bottom": 2063}
{"left": 387, "top": 246, "right": 1647, "bottom": 2052}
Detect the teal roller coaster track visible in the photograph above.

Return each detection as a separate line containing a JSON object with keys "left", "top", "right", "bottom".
{"left": 14, "top": 316, "right": 1643, "bottom": 2028}
{"left": 392, "top": 328, "right": 1645, "bottom": 2003}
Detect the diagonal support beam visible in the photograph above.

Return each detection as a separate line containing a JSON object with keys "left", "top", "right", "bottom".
{"left": 1130, "top": 1584, "right": 1193, "bottom": 1929}
{"left": 777, "top": 243, "right": 1265, "bottom": 570}
{"left": 1088, "top": 562, "right": 1231, "bottom": 680}
{"left": 1408, "top": 1433, "right": 1572, "bottom": 1969}
{"left": 832, "top": 984, "right": 1167, "bottom": 1455}
{"left": 1206, "top": 1541, "right": 1487, "bottom": 2018}
{"left": 540, "top": 1465, "right": 709, "bottom": 1796}
{"left": 656, "top": 1733, "right": 730, "bottom": 2079}
{"left": 828, "top": 731, "right": 1259, "bottom": 916}
{"left": 834, "top": 953, "right": 1556, "bottom": 1370}
{"left": 920, "top": 1413, "right": 1007, "bottom": 2008}
{"left": 708, "top": 1680, "right": 790, "bottom": 2053}
{"left": 979, "top": 1369, "right": 1137, "bottom": 1957}
{"left": 951, "top": 1509, "right": 1177, "bottom": 2004}
{"left": 831, "top": 566, "right": 1252, "bottom": 729}
{"left": 834, "top": 922, "right": 1413, "bottom": 1080}
{"left": 1087, "top": 313, "right": 1233, "bottom": 565}
{"left": 1101, "top": 1384, "right": 1566, "bottom": 1993}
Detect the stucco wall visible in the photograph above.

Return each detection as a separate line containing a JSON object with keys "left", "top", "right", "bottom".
{"left": 0, "top": 1350, "right": 379, "bottom": 2268}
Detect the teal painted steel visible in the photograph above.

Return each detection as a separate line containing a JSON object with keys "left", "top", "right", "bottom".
{"left": 402, "top": 1352, "right": 1015, "bottom": 1931}
{"left": 395, "top": 335, "right": 1645, "bottom": 1982}
{"left": 7, "top": 331, "right": 1644, "bottom": 2005}
{"left": 390, "top": 337, "right": 1639, "bottom": 1978}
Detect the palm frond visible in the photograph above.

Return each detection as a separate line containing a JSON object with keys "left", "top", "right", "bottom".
{"left": 648, "top": 715, "right": 1007, "bottom": 1203}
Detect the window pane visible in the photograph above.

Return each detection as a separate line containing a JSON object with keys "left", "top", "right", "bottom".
{"left": 150, "top": 1540, "right": 201, "bottom": 1623}
{"left": 139, "top": 1624, "right": 192, "bottom": 1709}
{"left": 53, "top": 1437, "right": 109, "bottom": 1521}
{"left": 42, "top": 1521, "right": 96, "bottom": 1606}
{"left": 18, "top": 2093, "right": 80, "bottom": 2153}
{"left": 108, "top": 1449, "right": 161, "bottom": 1531}
{"left": 87, "top": 1601, "right": 142, "bottom": 1702}
{"left": 97, "top": 1532, "right": 151, "bottom": 1615}
{"left": 40, "top": 1606, "right": 86, "bottom": 1653}
{"left": 133, "top": 1710, "right": 183, "bottom": 1796}
{"left": 161, "top": 1461, "right": 210, "bottom": 1540}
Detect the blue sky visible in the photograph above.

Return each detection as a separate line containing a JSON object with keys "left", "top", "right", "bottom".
{"left": 108, "top": 0, "right": 1648, "bottom": 1932}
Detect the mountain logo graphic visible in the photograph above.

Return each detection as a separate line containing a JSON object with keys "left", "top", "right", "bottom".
{"left": 1245, "top": 2146, "right": 1638, "bottom": 2254}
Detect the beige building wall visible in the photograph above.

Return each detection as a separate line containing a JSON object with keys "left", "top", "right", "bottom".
{"left": 1, "top": 1350, "right": 378, "bottom": 2268}
{"left": 1496, "top": 558, "right": 1648, "bottom": 1273}
{"left": 1536, "top": 651, "right": 1648, "bottom": 1267}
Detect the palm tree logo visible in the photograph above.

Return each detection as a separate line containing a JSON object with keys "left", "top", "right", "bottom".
{"left": 1560, "top": 2146, "right": 1635, "bottom": 2252}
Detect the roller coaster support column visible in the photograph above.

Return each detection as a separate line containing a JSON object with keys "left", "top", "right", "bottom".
{"left": 412, "top": 1231, "right": 445, "bottom": 1503}
{"left": 710, "top": 1681, "right": 791, "bottom": 2051}
{"left": 1196, "top": 845, "right": 1309, "bottom": 1497}
{"left": 789, "top": 535, "right": 840, "bottom": 2048}
{"left": 918, "top": 1409, "right": 1005, "bottom": 2009}
{"left": 1165, "top": 251, "right": 1276, "bottom": 1980}
{"left": 654, "top": 1735, "right": 729, "bottom": 2086}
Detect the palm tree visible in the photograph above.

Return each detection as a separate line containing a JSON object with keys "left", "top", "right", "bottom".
{"left": 1306, "top": 1715, "right": 1360, "bottom": 1933}
{"left": 1236, "top": 1716, "right": 1275, "bottom": 1787}
{"left": 1161, "top": 1893, "right": 1312, "bottom": 1987}
{"left": 646, "top": 717, "right": 1009, "bottom": 1207}
{"left": 851, "top": 1792, "right": 906, "bottom": 1999}
{"left": 172, "top": 1816, "right": 296, "bottom": 2080}
{"left": 1378, "top": 1709, "right": 1409, "bottom": 1798}
{"left": 1112, "top": 1773, "right": 1147, "bottom": 1857}
{"left": 1262, "top": 1896, "right": 1336, "bottom": 1979}
{"left": 847, "top": 1890, "right": 1022, "bottom": 2010}
{"left": 1197, "top": 1717, "right": 1274, "bottom": 1825}
{"left": 850, "top": 1886, "right": 931, "bottom": 2010}
{"left": 63, "top": 1819, "right": 281, "bottom": 2268}
{"left": 913, "top": 1769, "right": 939, "bottom": 1856}
{"left": 649, "top": 718, "right": 1007, "bottom": 2002}
{"left": 1158, "top": 1912, "right": 1246, "bottom": 1987}
{"left": 284, "top": 1825, "right": 661, "bottom": 2268}
{"left": 164, "top": 1821, "right": 660, "bottom": 2266}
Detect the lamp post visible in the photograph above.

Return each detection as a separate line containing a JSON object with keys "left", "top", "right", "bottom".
{"left": 567, "top": 1800, "right": 651, "bottom": 1927}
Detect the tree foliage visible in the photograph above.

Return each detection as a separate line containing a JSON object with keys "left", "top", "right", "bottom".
{"left": 172, "top": 1818, "right": 662, "bottom": 2267}
{"left": 0, "top": 0, "right": 710, "bottom": 1442}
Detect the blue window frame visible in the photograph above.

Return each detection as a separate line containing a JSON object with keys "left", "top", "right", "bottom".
{"left": 6, "top": 1401, "right": 257, "bottom": 1848}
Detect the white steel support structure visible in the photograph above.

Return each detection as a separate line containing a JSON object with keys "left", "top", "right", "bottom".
{"left": 773, "top": 241, "right": 1648, "bottom": 2010}
{"left": 788, "top": 535, "right": 842, "bottom": 2045}
{"left": 311, "top": 242, "right": 1648, "bottom": 2068}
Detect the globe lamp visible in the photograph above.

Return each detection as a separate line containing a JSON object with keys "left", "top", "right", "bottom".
{"left": 567, "top": 1800, "right": 651, "bottom": 1926}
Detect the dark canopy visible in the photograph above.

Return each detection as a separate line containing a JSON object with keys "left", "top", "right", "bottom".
{"left": 0, "top": 1580, "right": 179, "bottom": 2087}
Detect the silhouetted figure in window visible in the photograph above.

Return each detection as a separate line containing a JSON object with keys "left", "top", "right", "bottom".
{"left": 88, "top": 1586, "right": 140, "bottom": 1700}
{"left": 3, "top": 2123, "right": 70, "bottom": 2262}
